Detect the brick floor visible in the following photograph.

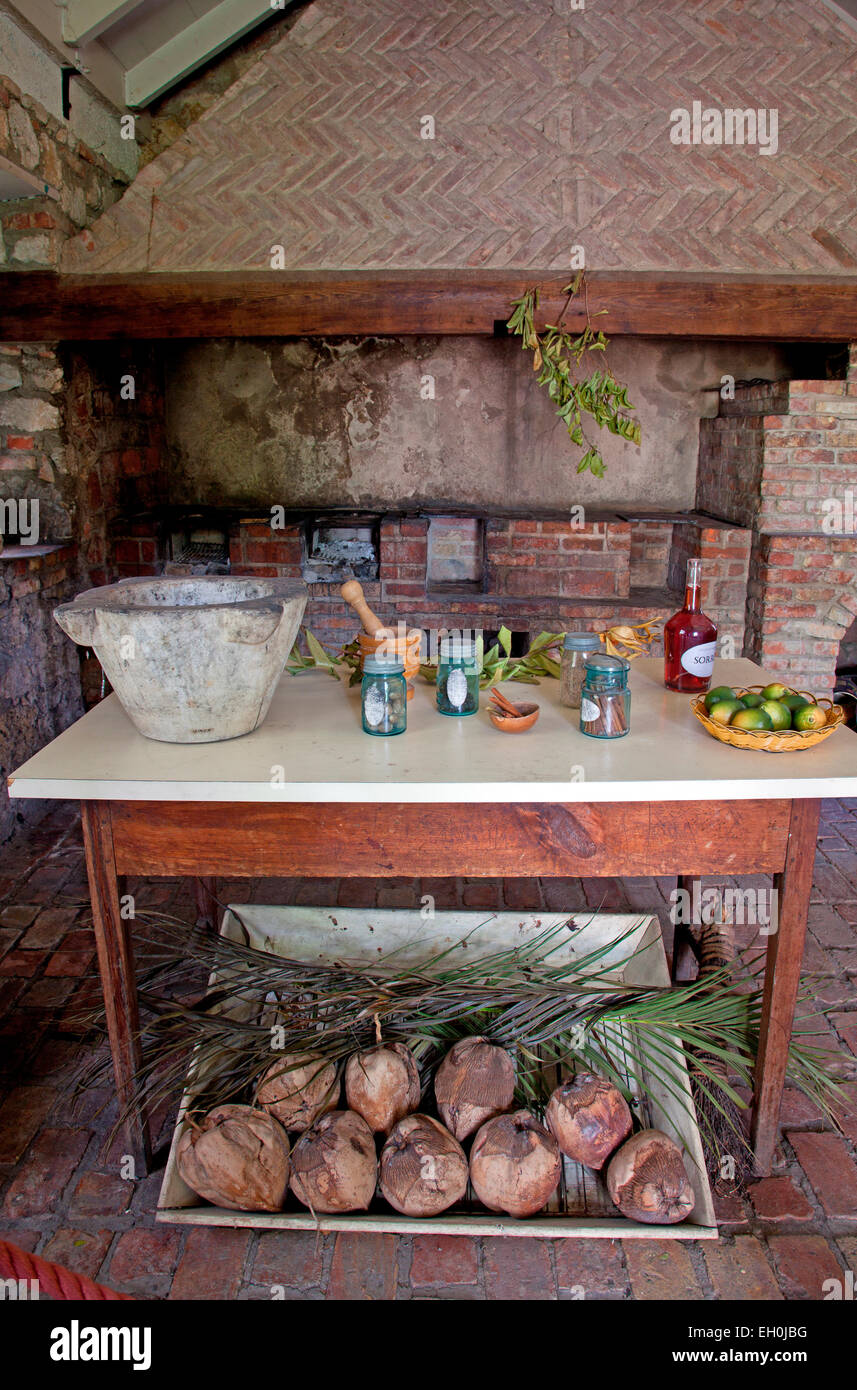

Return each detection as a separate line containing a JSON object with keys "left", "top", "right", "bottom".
{"left": 0, "top": 799, "right": 855, "bottom": 1300}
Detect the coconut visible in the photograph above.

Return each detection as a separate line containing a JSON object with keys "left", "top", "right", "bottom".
{"left": 255, "top": 1052, "right": 339, "bottom": 1132}
{"left": 176, "top": 1103, "right": 290, "bottom": 1212}
{"left": 606, "top": 1128, "right": 695, "bottom": 1225}
{"left": 345, "top": 1043, "right": 421, "bottom": 1135}
{"left": 380, "top": 1114, "right": 468, "bottom": 1217}
{"left": 434, "top": 1035, "right": 516, "bottom": 1141}
{"left": 470, "top": 1109, "right": 561, "bottom": 1218}
{"left": 545, "top": 1072, "right": 632, "bottom": 1169}
{"left": 289, "top": 1110, "right": 377, "bottom": 1214}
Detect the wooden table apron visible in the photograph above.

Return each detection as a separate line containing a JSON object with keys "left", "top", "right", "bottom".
{"left": 80, "top": 794, "right": 820, "bottom": 1180}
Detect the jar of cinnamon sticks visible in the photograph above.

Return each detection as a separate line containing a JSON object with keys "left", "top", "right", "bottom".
{"left": 579, "top": 654, "right": 631, "bottom": 739}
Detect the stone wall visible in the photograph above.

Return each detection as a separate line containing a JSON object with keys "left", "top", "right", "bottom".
{"left": 0, "top": 73, "right": 128, "bottom": 268}
{"left": 0, "top": 544, "right": 81, "bottom": 843}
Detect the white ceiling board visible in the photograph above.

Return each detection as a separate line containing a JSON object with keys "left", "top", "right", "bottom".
{"left": 123, "top": 0, "right": 273, "bottom": 107}
{"left": 62, "top": 0, "right": 147, "bottom": 45}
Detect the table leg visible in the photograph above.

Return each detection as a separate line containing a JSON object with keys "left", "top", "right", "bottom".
{"left": 671, "top": 873, "right": 700, "bottom": 982}
{"left": 81, "top": 801, "right": 151, "bottom": 1176}
{"left": 194, "top": 877, "right": 220, "bottom": 932}
{"left": 751, "top": 798, "right": 820, "bottom": 1175}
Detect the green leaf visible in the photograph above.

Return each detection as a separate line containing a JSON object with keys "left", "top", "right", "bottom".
{"left": 497, "top": 625, "right": 512, "bottom": 657}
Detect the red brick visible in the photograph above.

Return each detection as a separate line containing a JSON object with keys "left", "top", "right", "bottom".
{"left": 713, "top": 1189, "right": 750, "bottom": 1233}
{"left": 0, "top": 1085, "right": 58, "bottom": 1163}
{"left": 109, "top": 1228, "right": 182, "bottom": 1288}
{"left": 830, "top": 1013, "right": 857, "bottom": 1056}
{"left": 554, "top": 1238, "right": 628, "bottom": 1298}
{"left": 2, "top": 1127, "right": 90, "bottom": 1217}
{"left": 623, "top": 1240, "right": 703, "bottom": 1300}
{"left": 70, "top": 1171, "right": 133, "bottom": 1217}
{"left": 410, "top": 1235, "right": 478, "bottom": 1288}
{"left": 748, "top": 1177, "right": 814, "bottom": 1224}
{"left": 328, "top": 1233, "right": 398, "bottom": 1300}
{"left": 704, "top": 1236, "right": 783, "bottom": 1300}
{"left": 484, "top": 1237, "right": 555, "bottom": 1299}
{"left": 253, "top": 1230, "right": 326, "bottom": 1288}
{"left": 170, "top": 1226, "right": 250, "bottom": 1300}
{"left": 42, "top": 1228, "right": 113, "bottom": 1282}
{"left": 768, "top": 1234, "right": 844, "bottom": 1299}
{"left": 788, "top": 1132, "right": 857, "bottom": 1219}
{"left": 5, "top": 436, "right": 34, "bottom": 450}
{"left": 461, "top": 880, "right": 502, "bottom": 908}
{"left": 20, "top": 906, "right": 78, "bottom": 949}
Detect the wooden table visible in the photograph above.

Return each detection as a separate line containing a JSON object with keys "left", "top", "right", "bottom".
{"left": 10, "top": 657, "right": 857, "bottom": 1178}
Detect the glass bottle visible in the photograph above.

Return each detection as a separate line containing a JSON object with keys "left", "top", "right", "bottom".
{"left": 664, "top": 558, "right": 718, "bottom": 693}
{"left": 436, "top": 636, "right": 479, "bottom": 716}
{"left": 560, "top": 632, "right": 601, "bottom": 708}
{"left": 579, "top": 654, "right": 631, "bottom": 739}
{"left": 361, "top": 655, "right": 407, "bottom": 736}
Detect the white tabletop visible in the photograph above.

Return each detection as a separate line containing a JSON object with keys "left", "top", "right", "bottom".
{"left": 8, "top": 658, "right": 857, "bottom": 805}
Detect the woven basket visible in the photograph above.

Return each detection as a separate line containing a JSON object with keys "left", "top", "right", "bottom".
{"left": 691, "top": 685, "right": 844, "bottom": 753}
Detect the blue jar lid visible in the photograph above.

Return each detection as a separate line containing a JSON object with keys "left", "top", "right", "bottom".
{"left": 563, "top": 631, "right": 601, "bottom": 651}
{"left": 363, "top": 655, "right": 404, "bottom": 675}
{"left": 583, "top": 653, "right": 630, "bottom": 674}
{"left": 439, "top": 636, "right": 477, "bottom": 660}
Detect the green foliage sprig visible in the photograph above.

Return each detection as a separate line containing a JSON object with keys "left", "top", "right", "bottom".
{"left": 506, "top": 272, "right": 642, "bottom": 477}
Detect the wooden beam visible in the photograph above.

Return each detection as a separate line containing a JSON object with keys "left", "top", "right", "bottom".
{"left": 2, "top": 269, "right": 857, "bottom": 342}
{"left": 124, "top": 0, "right": 275, "bottom": 108}
{"left": 62, "top": 0, "right": 145, "bottom": 45}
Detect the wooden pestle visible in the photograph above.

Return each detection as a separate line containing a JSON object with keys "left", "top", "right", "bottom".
{"left": 340, "top": 579, "right": 389, "bottom": 637}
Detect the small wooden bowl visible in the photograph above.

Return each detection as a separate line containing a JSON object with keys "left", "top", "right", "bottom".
{"left": 488, "top": 700, "right": 540, "bottom": 733}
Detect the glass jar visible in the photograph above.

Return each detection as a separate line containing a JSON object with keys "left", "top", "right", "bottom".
{"left": 560, "top": 632, "right": 602, "bottom": 708}
{"left": 579, "top": 654, "right": 631, "bottom": 739}
{"left": 361, "top": 655, "right": 407, "bottom": 736}
{"left": 436, "top": 636, "right": 480, "bottom": 716}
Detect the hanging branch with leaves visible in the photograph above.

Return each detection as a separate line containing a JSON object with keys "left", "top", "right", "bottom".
{"left": 506, "top": 271, "right": 642, "bottom": 478}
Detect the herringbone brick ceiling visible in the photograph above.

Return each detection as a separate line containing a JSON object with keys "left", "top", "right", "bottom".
{"left": 62, "top": 0, "right": 857, "bottom": 274}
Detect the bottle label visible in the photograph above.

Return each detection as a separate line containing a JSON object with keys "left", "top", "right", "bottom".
{"left": 581, "top": 697, "right": 600, "bottom": 722}
{"left": 680, "top": 641, "right": 716, "bottom": 677}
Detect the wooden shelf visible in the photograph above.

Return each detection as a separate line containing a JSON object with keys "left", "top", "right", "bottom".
{"left": 2, "top": 269, "right": 857, "bottom": 341}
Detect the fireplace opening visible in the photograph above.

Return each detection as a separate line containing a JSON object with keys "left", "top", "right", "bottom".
{"left": 302, "top": 514, "right": 380, "bottom": 583}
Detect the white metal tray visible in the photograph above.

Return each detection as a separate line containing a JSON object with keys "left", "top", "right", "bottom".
{"left": 157, "top": 907, "right": 717, "bottom": 1239}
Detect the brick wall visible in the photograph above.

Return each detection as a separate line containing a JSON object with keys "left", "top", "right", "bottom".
{"left": 64, "top": 346, "right": 167, "bottom": 588}
{"left": 0, "top": 74, "right": 127, "bottom": 268}
{"left": 0, "top": 545, "right": 81, "bottom": 843}
{"left": 231, "top": 513, "right": 681, "bottom": 653}
{"left": 669, "top": 519, "right": 753, "bottom": 656}
{"left": 697, "top": 362, "right": 857, "bottom": 693}
{"left": 745, "top": 535, "right": 857, "bottom": 694}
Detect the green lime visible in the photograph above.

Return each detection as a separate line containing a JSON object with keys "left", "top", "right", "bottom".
{"left": 782, "top": 694, "right": 810, "bottom": 712}
{"left": 740, "top": 692, "right": 764, "bottom": 708}
{"left": 730, "top": 707, "right": 774, "bottom": 731}
{"left": 709, "top": 699, "right": 746, "bottom": 726}
{"left": 705, "top": 685, "right": 736, "bottom": 710}
{"left": 760, "top": 699, "right": 792, "bottom": 731}
{"left": 761, "top": 683, "right": 790, "bottom": 701}
{"left": 793, "top": 704, "right": 827, "bottom": 731}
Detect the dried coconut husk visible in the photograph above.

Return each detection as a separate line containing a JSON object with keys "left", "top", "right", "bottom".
{"left": 470, "top": 1109, "right": 561, "bottom": 1218}
{"left": 545, "top": 1072, "right": 632, "bottom": 1169}
{"left": 289, "top": 1110, "right": 377, "bottom": 1214}
{"left": 606, "top": 1128, "right": 695, "bottom": 1225}
{"left": 434, "top": 1035, "right": 516, "bottom": 1141}
{"left": 255, "top": 1052, "right": 339, "bottom": 1133}
{"left": 176, "top": 1103, "right": 289, "bottom": 1212}
{"left": 380, "top": 1114, "right": 468, "bottom": 1217}
{"left": 345, "top": 1042, "right": 420, "bottom": 1135}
